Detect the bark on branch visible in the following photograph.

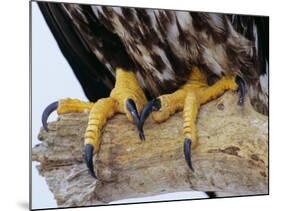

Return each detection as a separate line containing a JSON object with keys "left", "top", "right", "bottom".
{"left": 32, "top": 91, "right": 268, "bottom": 207}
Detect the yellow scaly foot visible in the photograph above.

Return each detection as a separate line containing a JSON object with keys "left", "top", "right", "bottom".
{"left": 84, "top": 68, "right": 147, "bottom": 177}
{"left": 42, "top": 98, "right": 94, "bottom": 131}
{"left": 139, "top": 66, "right": 245, "bottom": 171}
{"left": 42, "top": 68, "right": 147, "bottom": 178}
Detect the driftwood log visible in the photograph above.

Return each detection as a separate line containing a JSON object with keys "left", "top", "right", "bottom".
{"left": 32, "top": 91, "right": 268, "bottom": 207}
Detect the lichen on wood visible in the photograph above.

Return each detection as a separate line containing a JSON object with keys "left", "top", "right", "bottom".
{"left": 32, "top": 91, "right": 268, "bottom": 207}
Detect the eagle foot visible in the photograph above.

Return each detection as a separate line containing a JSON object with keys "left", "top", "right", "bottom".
{"left": 42, "top": 98, "right": 94, "bottom": 131}
{"left": 42, "top": 68, "right": 147, "bottom": 178}
{"left": 140, "top": 66, "right": 244, "bottom": 171}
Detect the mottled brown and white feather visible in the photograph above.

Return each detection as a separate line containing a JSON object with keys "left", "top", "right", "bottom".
{"left": 39, "top": 3, "right": 268, "bottom": 113}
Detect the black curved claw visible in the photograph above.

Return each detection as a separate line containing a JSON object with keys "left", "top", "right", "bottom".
{"left": 126, "top": 98, "right": 140, "bottom": 125}
{"left": 126, "top": 99, "right": 144, "bottom": 140}
{"left": 85, "top": 144, "right": 96, "bottom": 178}
{"left": 138, "top": 99, "right": 161, "bottom": 140}
{"left": 184, "top": 138, "right": 194, "bottom": 171}
{"left": 41, "top": 101, "right": 58, "bottom": 132}
{"left": 235, "top": 76, "right": 246, "bottom": 106}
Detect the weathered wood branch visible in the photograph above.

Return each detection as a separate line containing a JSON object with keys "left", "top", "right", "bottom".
{"left": 32, "top": 91, "right": 268, "bottom": 207}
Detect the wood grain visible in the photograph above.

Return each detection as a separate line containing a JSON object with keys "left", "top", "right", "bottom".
{"left": 32, "top": 91, "right": 268, "bottom": 207}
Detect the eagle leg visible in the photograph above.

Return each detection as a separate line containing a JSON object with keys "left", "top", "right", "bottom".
{"left": 139, "top": 66, "right": 206, "bottom": 133}
{"left": 139, "top": 81, "right": 187, "bottom": 128}
{"left": 140, "top": 66, "right": 242, "bottom": 171}
{"left": 42, "top": 98, "right": 94, "bottom": 131}
{"left": 42, "top": 68, "right": 147, "bottom": 178}
{"left": 85, "top": 68, "right": 147, "bottom": 178}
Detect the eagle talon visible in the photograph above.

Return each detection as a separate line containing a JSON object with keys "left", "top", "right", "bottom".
{"left": 126, "top": 98, "right": 141, "bottom": 132}
{"left": 85, "top": 144, "right": 96, "bottom": 178}
{"left": 138, "top": 129, "right": 145, "bottom": 141}
{"left": 184, "top": 138, "right": 194, "bottom": 171}
{"left": 126, "top": 98, "right": 146, "bottom": 141}
{"left": 235, "top": 76, "right": 246, "bottom": 106}
{"left": 138, "top": 98, "right": 161, "bottom": 139}
{"left": 41, "top": 101, "right": 58, "bottom": 132}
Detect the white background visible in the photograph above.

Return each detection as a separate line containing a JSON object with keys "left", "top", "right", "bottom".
{"left": 0, "top": 0, "right": 279, "bottom": 211}
{"left": 31, "top": 3, "right": 88, "bottom": 208}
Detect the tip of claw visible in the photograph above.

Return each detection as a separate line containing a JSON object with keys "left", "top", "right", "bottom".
{"left": 88, "top": 168, "right": 97, "bottom": 178}
{"left": 126, "top": 98, "right": 145, "bottom": 141}
{"left": 42, "top": 101, "right": 58, "bottom": 132}
{"left": 137, "top": 121, "right": 146, "bottom": 141}
{"left": 43, "top": 123, "right": 50, "bottom": 132}
{"left": 139, "top": 130, "right": 145, "bottom": 141}
{"left": 184, "top": 138, "right": 194, "bottom": 172}
{"left": 138, "top": 98, "right": 161, "bottom": 141}
{"left": 238, "top": 98, "right": 244, "bottom": 106}
{"left": 137, "top": 123, "right": 146, "bottom": 141}
{"left": 85, "top": 144, "right": 96, "bottom": 179}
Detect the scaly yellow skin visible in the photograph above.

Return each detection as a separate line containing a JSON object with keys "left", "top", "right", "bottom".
{"left": 55, "top": 68, "right": 147, "bottom": 153}
{"left": 152, "top": 66, "right": 238, "bottom": 149}
{"left": 85, "top": 68, "right": 147, "bottom": 153}
{"left": 84, "top": 98, "right": 117, "bottom": 152}
{"left": 57, "top": 98, "right": 94, "bottom": 114}
{"left": 56, "top": 67, "right": 237, "bottom": 153}
{"left": 110, "top": 68, "right": 147, "bottom": 122}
